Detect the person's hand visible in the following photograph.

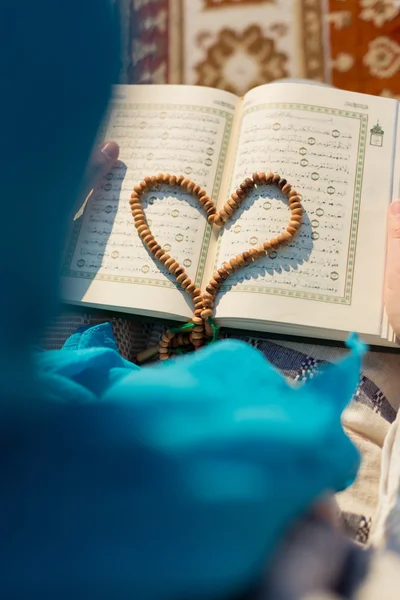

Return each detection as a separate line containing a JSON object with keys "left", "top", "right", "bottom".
{"left": 82, "top": 140, "right": 120, "bottom": 200}
{"left": 385, "top": 201, "right": 400, "bottom": 335}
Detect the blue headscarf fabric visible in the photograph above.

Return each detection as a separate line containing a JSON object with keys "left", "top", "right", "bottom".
{"left": 1, "top": 322, "right": 363, "bottom": 599}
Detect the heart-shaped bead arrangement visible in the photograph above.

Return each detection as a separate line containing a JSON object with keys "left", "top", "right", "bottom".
{"left": 130, "top": 172, "right": 303, "bottom": 361}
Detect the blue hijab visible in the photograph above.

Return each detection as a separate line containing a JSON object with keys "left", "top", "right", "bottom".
{"left": 0, "top": 2, "right": 363, "bottom": 598}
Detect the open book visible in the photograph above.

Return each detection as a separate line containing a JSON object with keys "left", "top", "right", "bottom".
{"left": 61, "top": 82, "right": 400, "bottom": 347}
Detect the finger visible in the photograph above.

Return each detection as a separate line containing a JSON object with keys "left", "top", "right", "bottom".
{"left": 313, "top": 495, "right": 341, "bottom": 527}
{"left": 385, "top": 201, "right": 400, "bottom": 335}
{"left": 83, "top": 140, "right": 120, "bottom": 196}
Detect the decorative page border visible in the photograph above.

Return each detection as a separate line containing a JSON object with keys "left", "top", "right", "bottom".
{"left": 215, "top": 102, "right": 367, "bottom": 305}
{"left": 62, "top": 103, "right": 233, "bottom": 290}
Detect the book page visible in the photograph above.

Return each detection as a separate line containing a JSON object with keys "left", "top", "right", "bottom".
{"left": 61, "top": 84, "right": 239, "bottom": 320}
{"left": 213, "top": 83, "right": 398, "bottom": 337}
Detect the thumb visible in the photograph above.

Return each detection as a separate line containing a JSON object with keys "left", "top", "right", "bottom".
{"left": 83, "top": 140, "right": 120, "bottom": 197}
{"left": 385, "top": 200, "right": 400, "bottom": 335}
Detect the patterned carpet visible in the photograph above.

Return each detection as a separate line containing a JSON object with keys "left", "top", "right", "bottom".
{"left": 125, "top": 0, "right": 400, "bottom": 99}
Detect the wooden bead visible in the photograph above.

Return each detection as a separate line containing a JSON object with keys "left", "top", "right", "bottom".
{"left": 135, "top": 217, "right": 146, "bottom": 227}
{"left": 266, "top": 172, "right": 274, "bottom": 184}
{"left": 150, "top": 245, "right": 161, "bottom": 256}
{"left": 206, "top": 284, "right": 217, "bottom": 295}
{"left": 277, "top": 231, "right": 292, "bottom": 244}
{"left": 204, "top": 200, "right": 215, "bottom": 212}
{"left": 164, "top": 256, "right": 175, "bottom": 268}
{"left": 290, "top": 215, "right": 302, "bottom": 224}
{"left": 181, "top": 278, "right": 192, "bottom": 289}
{"left": 159, "top": 253, "right": 171, "bottom": 264}
{"left": 252, "top": 172, "right": 261, "bottom": 184}
{"left": 176, "top": 273, "right": 187, "bottom": 285}
{"left": 217, "top": 268, "right": 229, "bottom": 280}
{"left": 248, "top": 248, "right": 259, "bottom": 260}
{"left": 213, "top": 215, "right": 224, "bottom": 227}
{"left": 186, "top": 283, "right": 197, "bottom": 294}
{"left": 287, "top": 226, "right": 299, "bottom": 236}
{"left": 227, "top": 198, "right": 239, "bottom": 210}
{"left": 235, "top": 255, "right": 246, "bottom": 268}
{"left": 201, "top": 309, "right": 213, "bottom": 319}
{"left": 134, "top": 184, "right": 144, "bottom": 194}
{"left": 186, "top": 181, "right": 195, "bottom": 193}
{"left": 273, "top": 174, "right": 281, "bottom": 185}
{"left": 162, "top": 174, "right": 170, "bottom": 184}
{"left": 181, "top": 178, "right": 191, "bottom": 189}
{"left": 236, "top": 188, "right": 246, "bottom": 199}
{"left": 208, "top": 278, "right": 219, "bottom": 289}
{"left": 258, "top": 172, "right": 267, "bottom": 184}
{"left": 242, "top": 251, "right": 252, "bottom": 264}
{"left": 289, "top": 219, "right": 302, "bottom": 230}
{"left": 281, "top": 183, "right": 292, "bottom": 194}
{"left": 192, "top": 184, "right": 201, "bottom": 196}
{"left": 144, "top": 176, "right": 152, "bottom": 188}
{"left": 289, "top": 196, "right": 301, "bottom": 206}
{"left": 219, "top": 209, "right": 229, "bottom": 222}
{"left": 193, "top": 325, "right": 204, "bottom": 333}
{"left": 136, "top": 224, "right": 148, "bottom": 235}
{"left": 231, "top": 192, "right": 240, "bottom": 204}
{"left": 290, "top": 202, "right": 302, "bottom": 211}
{"left": 255, "top": 244, "right": 266, "bottom": 256}
{"left": 203, "top": 291, "right": 214, "bottom": 302}
{"left": 192, "top": 338, "right": 203, "bottom": 347}
{"left": 223, "top": 203, "right": 234, "bottom": 217}
{"left": 291, "top": 208, "right": 303, "bottom": 216}
{"left": 240, "top": 178, "right": 254, "bottom": 192}
{"left": 198, "top": 189, "right": 207, "bottom": 199}
{"left": 192, "top": 316, "right": 203, "bottom": 325}
{"left": 278, "top": 178, "right": 287, "bottom": 190}
{"left": 130, "top": 206, "right": 141, "bottom": 216}
{"left": 143, "top": 233, "right": 154, "bottom": 245}
{"left": 168, "top": 262, "right": 180, "bottom": 274}
{"left": 203, "top": 320, "right": 212, "bottom": 335}
{"left": 175, "top": 267, "right": 184, "bottom": 277}
{"left": 263, "top": 241, "right": 272, "bottom": 253}
{"left": 155, "top": 249, "right": 164, "bottom": 260}
{"left": 169, "top": 175, "right": 177, "bottom": 186}
{"left": 223, "top": 261, "right": 234, "bottom": 274}
{"left": 270, "top": 238, "right": 280, "bottom": 249}
{"left": 289, "top": 189, "right": 298, "bottom": 197}
{"left": 176, "top": 175, "right": 184, "bottom": 185}
{"left": 200, "top": 194, "right": 211, "bottom": 206}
